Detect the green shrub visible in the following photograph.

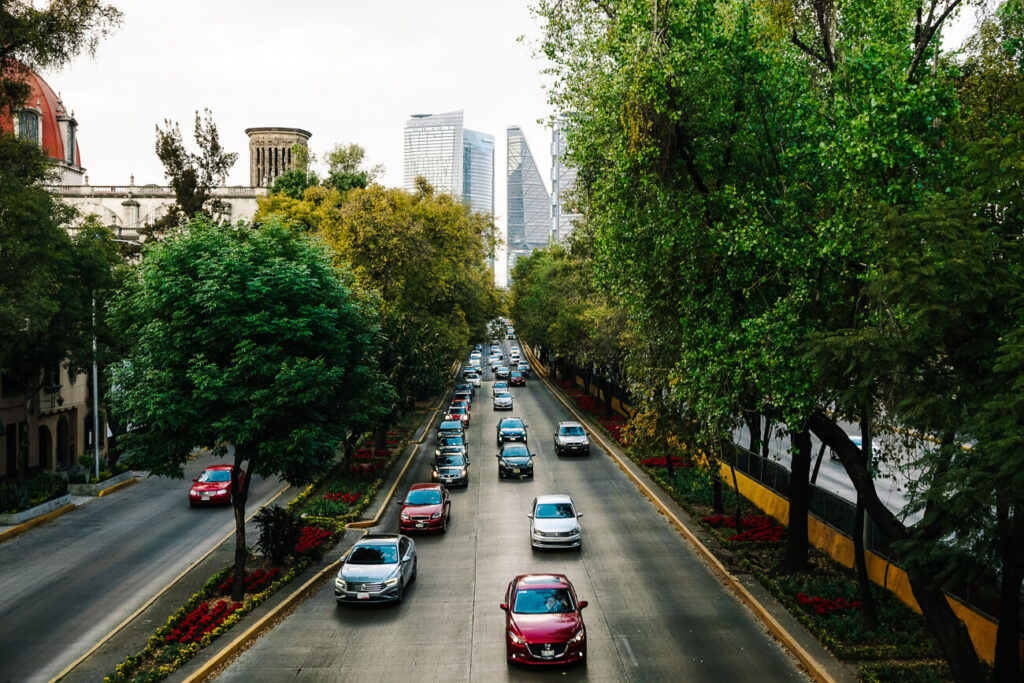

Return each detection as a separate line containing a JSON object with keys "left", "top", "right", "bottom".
{"left": 254, "top": 505, "right": 300, "bottom": 564}
{"left": 0, "top": 471, "right": 69, "bottom": 513}
{"left": 302, "top": 497, "right": 350, "bottom": 518}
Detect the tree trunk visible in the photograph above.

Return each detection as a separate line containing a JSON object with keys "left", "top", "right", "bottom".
{"left": 809, "top": 440, "right": 827, "bottom": 485}
{"left": 761, "top": 418, "right": 773, "bottom": 458}
{"left": 993, "top": 499, "right": 1022, "bottom": 683}
{"left": 373, "top": 428, "right": 387, "bottom": 453}
{"left": 855, "top": 412, "right": 879, "bottom": 628}
{"left": 780, "top": 428, "right": 811, "bottom": 573}
{"left": 712, "top": 476, "right": 724, "bottom": 513}
{"left": 746, "top": 411, "right": 761, "bottom": 454}
{"left": 230, "top": 449, "right": 252, "bottom": 603}
{"left": 809, "top": 411, "right": 982, "bottom": 682}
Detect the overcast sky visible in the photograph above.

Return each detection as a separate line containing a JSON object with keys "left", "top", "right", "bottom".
{"left": 50, "top": 0, "right": 555, "bottom": 281}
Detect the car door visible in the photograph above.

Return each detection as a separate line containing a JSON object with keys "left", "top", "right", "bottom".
{"left": 399, "top": 537, "right": 413, "bottom": 584}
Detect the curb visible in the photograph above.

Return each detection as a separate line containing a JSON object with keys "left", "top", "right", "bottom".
{"left": 520, "top": 342, "right": 836, "bottom": 683}
{"left": 0, "top": 503, "right": 76, "bottom": 542}
{"left": 184, "top": 393, "right": 449, "bottom": 682}
{"left": 98, "top": 476, "right": 138, "bottom": 497}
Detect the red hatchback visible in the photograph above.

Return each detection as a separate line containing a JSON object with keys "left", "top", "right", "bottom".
{"left": 397, "top": 483, "right": 451, "bottom": 533}
{"left": 500, "top": 574, "right": 588, "bottom": 666}
{"left": 189, "top": 464, "right": 245, "bottom": 507}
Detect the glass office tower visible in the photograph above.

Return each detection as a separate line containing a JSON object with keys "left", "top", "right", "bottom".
{"left": 507, "top": 125, "right": 550, "bottom": 279}
{"left": 551, "top": 114, "right": 580, "bottom": 243}
{"left": 462, "top": 129, "right": 495, "bottom": 216}
{"left": 404, "top": 111, "right": 464, "bottom": 196}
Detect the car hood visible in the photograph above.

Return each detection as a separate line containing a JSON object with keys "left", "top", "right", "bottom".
{"left": 500, "top": 427, "right": 526, "bottom": 436}
{"left": 533, "top": 517, "right": 579, "bottom": 534}
{"left": 510, "top": 612, "right": 582, "bottom": 641}
{"left": 340, "top": 563, "right": 399, "bottom": 583}
{"left": 192, "top": 481, "right": 229, "bottom": 492}
{"left": 403, "top": 503, "right": 442, "bottom": 515}
{"left": 558, "top": 435, "right": 588, "bottom": 444}
{"left": 500, "top": 455, "right": 532, "bottom": 465}
{"left": 436, "top": 465, "right": 465, "bottom": 474}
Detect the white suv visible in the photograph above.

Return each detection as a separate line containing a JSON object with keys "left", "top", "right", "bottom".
{"left": 554, "top": 421, "right": 590, "bottom": 456}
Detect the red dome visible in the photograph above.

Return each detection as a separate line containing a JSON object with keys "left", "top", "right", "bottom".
{"left": 0, "top": 68, "right": 81, "bottom": 166}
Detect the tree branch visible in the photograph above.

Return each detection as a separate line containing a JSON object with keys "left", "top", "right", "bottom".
{"left": 790, "top": 29, "right": 829, "bottom": 68}
{"left": 907, "top": 0, "right": 962, "bottom": 82}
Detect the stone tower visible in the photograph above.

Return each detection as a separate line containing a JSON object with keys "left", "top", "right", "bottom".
{"left": 245, "top": 127, "right": 312, "bottom": 188}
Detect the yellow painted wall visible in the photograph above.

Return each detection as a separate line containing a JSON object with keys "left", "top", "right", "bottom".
{"left": 720, "top": 464, "right": 1018, "bottom": 667}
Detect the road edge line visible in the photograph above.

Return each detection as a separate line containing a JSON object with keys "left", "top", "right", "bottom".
{"left": 521, "top": 342, "right": 836, "bottom": 683}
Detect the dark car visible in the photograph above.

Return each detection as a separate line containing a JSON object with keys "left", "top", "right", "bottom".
{"left": 435, "top": 435, "right": 468, "bottom": 459}
{"left": 433, "top": 452, "right": 470, "bottom": 487}
{"left": 397, "top": 483, "right": 451, "bottom": 534}
{"left": 455, "top": 381, "right": 475, "bottom": 398}
{"left": 497, "top": 417, "right": 528, "bottom": 446}
{"left": 453, "top": 389, "right": 473, "bottom": 405}
{"left": 335, "top": 534, "right": 416, "bottom": 604}
{"left": 517, "top": 362, "right": 530, "bottom": 377}
{"left": 436, "top": 419, "right": 466, "bottom": 442}
{"left": 501, "top": 574, "right": 587, "bottom": 666}
{"left": 496, "top": 442, "right": 534, "bottom": 479}
{"left": 509, "top": 371, "right": 526, "bottom": 387}
{"left": 189, "top": 464, "right": 245, "bottom": 507}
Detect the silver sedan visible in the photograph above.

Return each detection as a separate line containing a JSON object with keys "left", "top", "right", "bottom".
{"left": 528, "top": 495, "right": 583, "bottom": 550}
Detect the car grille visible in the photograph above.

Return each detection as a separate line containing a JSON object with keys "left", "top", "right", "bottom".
{"left": 527, "top": 643, "right": 567, "bottom": 658}
{"left": 538, "top": 530, "right": 575, "bottom": 537}
{"left": 346, "top": 581, "right": 385, "bottom": 592}
{"left": 410, "top": 514, "right": 431, "bottom": 520}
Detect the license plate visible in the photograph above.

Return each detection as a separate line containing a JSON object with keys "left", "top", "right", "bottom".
{"left": 512, "top": 468, "right": 520, "bottom": 473}
{"left": 201, "top": 496, "right": 210, "bottom": 501}
{"left": 415, "top": 523, "right": 426, "bottom": 528}
{"left": 357, "top": 592, "right": 370, "bottom": 600}
{"left": 542, "top": 648, "right": 554, "bottom": 657}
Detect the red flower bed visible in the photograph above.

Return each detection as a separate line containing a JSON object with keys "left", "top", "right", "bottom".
{"left": 165, "top": 600, "right": 242, "bottom": 644}
{"left": 576, "top": 395, "right": 601, "bottom": 413}
{"left": 323, "top": 491, "right": 361, "bottom": 504}
{"left": 217, "top": 567, "right": 282, "bottom": 595}
{"left": 640, "top": 456, "right": 691, "bottom": 468}
{"left": 295, "top": 526, "right": 333, "bottom": 554}
{"left": 796, "top": 593, "right": 861, "bottom": 616}
{"left": 702, "top": 514, "right": 786, "bottom": 543}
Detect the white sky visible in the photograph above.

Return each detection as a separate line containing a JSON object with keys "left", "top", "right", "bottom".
{"left": 49, "top": 1, "right": 557, "bottom": 283}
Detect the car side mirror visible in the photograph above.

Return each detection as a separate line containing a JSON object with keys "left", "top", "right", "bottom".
{"left": 579, "top": 600, "right": 588, "bottom": 609}
{"left": 526, "top": 513, "right": 533, "bottom": 519}
{"left": 395, "top": 500, "right": 403, "bottom": 506}
{"left": 192, "top": 478, "right": 198, "bottom": 483}
{"left": 500, "top": 603, "right": 509, "bottom": 611}
{"left": 495, "top": 454, "right": 500, "bottom": 458}
{"left": 577, "top": 512, "right": 583, "bottom": 517}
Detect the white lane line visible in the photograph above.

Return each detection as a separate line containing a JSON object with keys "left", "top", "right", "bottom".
{"left": 618, "top": 635, "right": 639, "bottom": 667}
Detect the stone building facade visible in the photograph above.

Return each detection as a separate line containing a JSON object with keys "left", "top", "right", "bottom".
{"left": 246, "top": 127, "right": 312, "bottom": 188}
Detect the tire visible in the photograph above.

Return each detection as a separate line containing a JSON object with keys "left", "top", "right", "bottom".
{"left": 395, "top": 580, "right": 404, "bottom": 605}
{"left": 442, "top": 511, "right": 450, "bottom": 533}
{"left": 411, "top": 558, "right": 417, "bottom": 582}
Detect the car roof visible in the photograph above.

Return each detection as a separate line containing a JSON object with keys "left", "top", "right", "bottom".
{"left": 439, "top": 420, "right": 463, "bottom": 428}
{"left": 500, "top": 417, "right": 524, "bottom": 426}
{"left": 514, "top": 574, "right": 571, "bottom": 590}
{"left": 558, "top": 420, "right": 584, "bottom": 428}
{"left": 202, "top": 464, "right": 233, "bottom": 471}
{"left": 359, "top": 534, "right": 400, "bottom": 544}
{"left": 535, "top": 494, "right": 573, "bottom": 504}
{"left": 409, "top": 483, "right": 443, "bottom": 492}
{"left": 501, "top": 443, "right": 529, "bottom": 453}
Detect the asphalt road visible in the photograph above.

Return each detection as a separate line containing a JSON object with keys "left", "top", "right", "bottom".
{"left": 215, "top": 341, "right": 808, "bottom": 682}
{"left": 0, "top": 452, "right": 285, "bottom": 683}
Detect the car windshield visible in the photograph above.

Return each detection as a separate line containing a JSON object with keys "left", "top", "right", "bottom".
{"left": 348, "top": 544, "right": 398, "bottom": 565}
{"left": 502, "top": 445, "right": 529, "bottom": 458}
{"left": 439, "top": 437, "right": 465, "bottom": 447}
{"left": 513, "top": 588, "right": 574, "bottom": 614}
{"left": 494, "top": 382, "right": 507, "bottom": 389}
{"left": 439, "top": 421, "right": 462, "bottom": 431}
{"left": 536, "top": 503, "right": 575, "bottom": 518}
{"left": 406, "top": 490, "right": 442, "bottom": 506}
{"left": 496, "top": 391, "right": 511, "bottom": 399}
{"left": 448, "top": 407, "right": 466, "bottom": 415}
{"left": 436, "top": 455, "right": 465, "bottom": 467}
{"left": 198, "top": 470, "right": 231, "bottom": 483}
{"left": 560, "top": 426, "right": 585, "bottom": 436}
{"left": 502, "top": 419, "right": 524, "bottom": 430}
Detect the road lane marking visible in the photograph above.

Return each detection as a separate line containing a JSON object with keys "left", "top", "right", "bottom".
{"left": 617, "top": 635, "right": 639, "bottom": 667}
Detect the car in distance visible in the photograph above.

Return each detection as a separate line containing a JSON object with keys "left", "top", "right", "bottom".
{"left": 433, "top": 452, "right": 470, "bottom": 487}
{"left": 554, "top": 421, "right": 590, "bottom": 456}
{"left": 492, "top": 380, "right": 509, "bottom": 397}
{"left": 495, "top": 365, "right": 511, "bottom": 380}
{"left": 509, "top": 370, "right": 526, "bottom": 387}
{"left": 517, "top": 361, "right": 530, "bottom": 376}
{"left": 497, "top": 442, "right": 534, "bottom": 479}
{"left": 435, "top": 435, "right": 468, "bottom": 458}
{"left": 397, "top": 483, "right": 451, "bottom": 533}
{"left": 528, "top": 495, "right": 582, "bottom": 549}
{"left": 493, "top": 390, "right": 514, "bottom": 410}
{"left": 445, "top": 405, "right": 470, "bottom": 427}
{"left": 335, "top": 534, "right": 416, "bottom": 604}
{"left": 453, "top": 388, "right": 473, "bottom": 405}
{"left": 507, "top": 328, "right": 516, "bottom": 339}
{"left": 497, "top": 417, "right": 528, "bottom": 445}
{"left": 465, "top": 371, "right": 481, "bottom": 387}
{"left": 455, "top": 381, "right": 475, "bottom": 397}
{"left": 189, "top": 464, "right": 245, "bottom": 506}
{"left": 500, "top": 574, "right": 587, "bottom": 665}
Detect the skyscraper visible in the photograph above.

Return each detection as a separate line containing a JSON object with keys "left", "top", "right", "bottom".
{"left": 507, "top": 125, "right": 551, "bottom": 278}
{"left": 403, "top": 111, "right": 494, "bottom": 217}
{"left": 551, "top": 114, "right": 580, "bottom": 243}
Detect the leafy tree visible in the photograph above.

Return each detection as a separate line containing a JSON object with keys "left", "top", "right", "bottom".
{"left": 151, "top": 108, "right": 238, "bottom": 232}
{"left": 270, "top": 143, "right": 319, "bottom": 199}
{"left": 0, "top": 0, "right": 121, "bottom": 116}
{"left": 108, "top": 218, "right": 385, "bottom": 600}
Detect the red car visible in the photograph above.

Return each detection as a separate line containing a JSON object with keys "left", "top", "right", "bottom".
{"left": 189, "top": 464, "right": 245, "bottom": 507}
{"left": 450, "top": 398, "right": 471, "bottom": 415}
{"left": 445, "top": 405, "right": 470, "bottom": 426}
{"left": 397, "top": 483, "right": 451, "bottom": 533}
{"left": 500, "top": 574, "right": 588, "bottom": 666}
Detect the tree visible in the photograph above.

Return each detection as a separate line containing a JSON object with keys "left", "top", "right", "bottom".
{"left": 151, "top": 108, "right": 238, "bottom": 232}
{"left": 0, "top": 0, "right": 121, "bottom": 116}
{"left": 270, "top": 143, "right": 319, "bottom": 199}
{"left": 108, "top": 218, "right": 386, "bottom": 600}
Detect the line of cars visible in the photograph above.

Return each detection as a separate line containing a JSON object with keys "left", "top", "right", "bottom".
{"left": 336, "top": 336, "right": 594, "bottom": 666}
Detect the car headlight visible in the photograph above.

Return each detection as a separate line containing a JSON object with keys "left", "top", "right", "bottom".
{"left": 189, "top": 490, "right": 199, "bottom": 496}
{"left": 431, "top": 470, "right": 439, "bottom": 478}
{"left": 384, "top": 576, "right": 400, "bottom": 587}
{"left": 572, "top": 526, "right": 580, "bottom": 535}
{"left": 431, "top": 511, "right": 442, "bottom": 519}
{"left": 459, "top": 468, "right": 467, "bottom": 476}
{"left": 400, "top": 513, "right": 410, "bottom": 521}
{"left": 434, "top": 448, "right": 440, "bottom": 456}
{"left": 570, "top": 627, "right": 585, "bottom": 643}
{"left": 508, "top": 630, "right": 526, "bottom": 645}
{"left": 335, "top": 576, "right": 347, "bottom": 590}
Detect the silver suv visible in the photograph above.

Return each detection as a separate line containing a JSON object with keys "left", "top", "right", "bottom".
{"left": 554, "top": 421, "right": 590, "bottom": 456}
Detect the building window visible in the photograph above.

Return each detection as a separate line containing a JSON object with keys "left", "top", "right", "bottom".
{"left": 18, "top": 111, "right": 39, "bottom": 144}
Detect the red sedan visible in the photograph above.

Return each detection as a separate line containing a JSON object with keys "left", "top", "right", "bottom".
{"left": 188, "top": 464, "right": 245, "bottom": 507}
{"left": 500, "top": 574, "right": 588, "bottom": 666}
{"left": 445, "top": 405, "right": 470, "bottom": 426}
{"left": 397, "top": 483, "right": 451, "bottom": 533}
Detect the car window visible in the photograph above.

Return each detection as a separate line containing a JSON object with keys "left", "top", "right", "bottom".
{"left": 496, "top": 391, "right": 512, "bottom": 399}
{"left": 399, "top": 537, "right": 410, "bottom": 556}
{"left": 436, "top": 454, "right": 465, "bottom": 466}
{"left": 513, "top": 588, "right": 574, "bottom": 614}
{"left": 439, "top": 436, "right": 465, "bottom": 447}
{"left": 349, "top": 545, "right": 398, "bottom": 564}
{"left": 502, "top": 419, "right": 524, "bottom": 429}
{"left": 536, "top": 503, "right": 575, "bottom": 518}
{"left": 198, "top": 470, "right": 231, "bottom": 483}
{"left": 502, "top": 445, "right": 529, "bottom": 458}
{"left": 560, "top": 426, "right": 585, "bottom": 436}
{"left": 406, "top": 489, "right": 442, "bottom": 505}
